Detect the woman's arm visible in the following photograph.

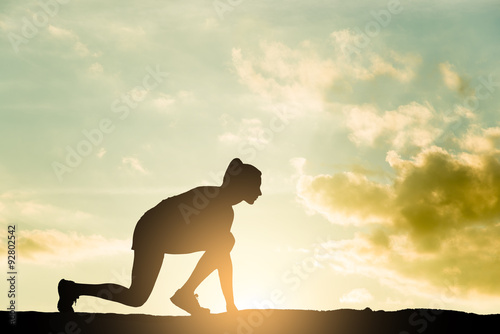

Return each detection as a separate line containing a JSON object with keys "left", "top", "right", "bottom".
{"left": 219, "top": 252, "right": 237, "bottom": 312}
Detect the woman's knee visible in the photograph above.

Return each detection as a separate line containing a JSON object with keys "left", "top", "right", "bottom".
{"left": 127, "top": 289, "right": 150, "bottom": 307}
{"left": 211, "top": 233, "right": 235, "bottom": 254}
{"left": 127, "top": 277, "right": 157, "bottom": 307}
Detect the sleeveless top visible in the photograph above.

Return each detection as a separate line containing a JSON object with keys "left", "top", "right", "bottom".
{"left": 132, "top": 186, "right": 234, "bottom": 253}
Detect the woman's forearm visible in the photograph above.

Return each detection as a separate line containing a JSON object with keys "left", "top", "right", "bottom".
{"left": 219, "top": 253, "right": 235, "bottom": 307}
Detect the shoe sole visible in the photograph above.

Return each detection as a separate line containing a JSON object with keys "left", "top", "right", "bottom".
{"left": 170, "top": 294, "right": 210, "bottom": 316}
{"left": 57, "top": 279, "right": 75, "bottom": 313}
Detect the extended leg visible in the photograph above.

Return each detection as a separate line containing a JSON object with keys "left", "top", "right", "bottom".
{"left": 59, "top": 250, "right": 163, "bottom": 311}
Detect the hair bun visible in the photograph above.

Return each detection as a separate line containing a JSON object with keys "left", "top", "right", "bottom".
{"left": 230, "top": 158, "right": 243, "bottom": 166}
{"left": 222, "top": 158, "right": 261, "bottom": 188}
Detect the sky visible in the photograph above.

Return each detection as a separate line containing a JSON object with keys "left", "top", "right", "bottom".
{"left": 1, "top": 0, "right": 500, "bottom": 316}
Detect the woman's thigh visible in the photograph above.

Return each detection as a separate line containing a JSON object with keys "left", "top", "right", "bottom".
{"left": 164, "top": 231, "right": 235, "bottom": 255}
{"left": 130, "top": 250, "right": 164, "bottom": 292}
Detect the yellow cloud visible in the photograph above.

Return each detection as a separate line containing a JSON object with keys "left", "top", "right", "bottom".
{"left": 388, "top": 147, "right": 500, "bottom": 248}
{"left": 1, "top": 229, "right": 130, "bottom": 265}
{"left": 460, "top": 126, "right": 500, "bottom": 154}
{"left": 0, "top": 196, "right": 99, "bottom": 229}
{"left": 439, "top": 62, "right": 472, "bottom": 96}
{"left": 439, "top": 62, "right": 461, "bottom": 91}
{"left": 297, "top": 144, "right": 500, "bottom": 296}
{"left": 297, "top": 171, "right": 393, "bottom": 225}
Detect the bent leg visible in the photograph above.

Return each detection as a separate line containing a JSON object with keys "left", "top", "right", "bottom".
{"left": 75, "top": 250, "right": 163, "bottom": 307}
{"left": 179, "top": 233, "right": 235, "bottom": 306}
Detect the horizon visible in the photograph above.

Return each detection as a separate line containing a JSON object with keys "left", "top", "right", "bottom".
{"left": 3, "top": 308, "right": 499, "bottom": 334}
{"left": 2, "top": 0, "right": 500, "bottom": 317}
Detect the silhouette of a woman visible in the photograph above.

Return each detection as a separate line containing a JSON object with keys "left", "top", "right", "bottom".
{"left": 57, "top": 158, "right": 262, "bottom": 315}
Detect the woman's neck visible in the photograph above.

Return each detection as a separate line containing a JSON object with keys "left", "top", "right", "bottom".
{"left": 217, "top": 186, "right": 243, "bottom": 206}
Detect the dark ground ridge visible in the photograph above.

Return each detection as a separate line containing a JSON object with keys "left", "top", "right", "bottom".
{"left": 2, "top": 308, "right": 499, "bottom": 334}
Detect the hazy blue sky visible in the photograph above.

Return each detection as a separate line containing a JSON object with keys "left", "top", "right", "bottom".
{"left": 1, "top": 0, "right": 500, "bottom": 315}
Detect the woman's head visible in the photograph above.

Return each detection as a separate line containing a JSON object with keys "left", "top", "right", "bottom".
{"left": 222, "top": 158, "right": 262, "bottom": 204}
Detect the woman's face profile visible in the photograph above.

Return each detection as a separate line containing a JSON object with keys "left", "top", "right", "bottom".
{"left": 242, "top": 176, "right": 262, "bottom": 204}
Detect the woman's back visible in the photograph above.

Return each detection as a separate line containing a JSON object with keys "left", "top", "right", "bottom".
{"left": 132, "top": 186, "right": 234, "bottom": 253}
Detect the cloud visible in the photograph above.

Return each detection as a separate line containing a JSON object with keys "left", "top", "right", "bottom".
{"left": 128, "top": 87, "right": 149, "bottom": 102}
{"left": 231, "top": 42, "right": 334, "bottom": 115}
{"left": 0, "top": 196, "right": 100, "bottom": 230}
{"left": 88, "top": 62, "right": 104, "bottom": 75}
{"left": 315, "top": 235, "right": 449, "bottom": 301}
{"left": 344, "top": 102, "right": 442, "bottom": 152}
{"left": 340, "top": 288, "right": 374, "bottom": 304}
{"left": 296, "top": 142, "right": 500, "bottom": 296}
{"left": 297, "top": 170, "right": 393, "bottom": 226}
{"left": 121, "top": 156, "right": 148, "bottom": 174}
{"left": 439, "top": 62, "right": 461, "bottom": 91}
{"left": 387, "top": 147, "right": 500, "bottom": 249}
{"left": 231, "top": 30, "right": 421, "bottom": 119}
{"left": 97, "top": 147, "right": 107, "bottom": 158}
{"left": 106, "top": 23, "right": 147, "bottom": 49}
{"left": 203, "top": 17, "right": 219, "bottom": 30}
{"left": 218, "top": 132, "right": 240, "bottom": 144}
{"left": 48, "top": 25, "right": 91, "bottom": 57}
{"left": 152, "top": 93, "right": 176, "bottom": 111}
{"left": 0, "top": 229, "right": 130, "bottom": 265}
{"left": 459, "top": 126, "right": 500, "bottom": 154}
{"left": 439, "top": 62, "right": 471, "bottom": 96}
{"left": 330, "top": 29, "right": 421, "bottom": 82}
{"left": 218, "top": 118, "right": 270, "bottom": 147}
{"left": 48, "top": 25, "right": 75, "bottom": 39}
{"left": 149, "top": 91, "right": 193, "bottom": 113}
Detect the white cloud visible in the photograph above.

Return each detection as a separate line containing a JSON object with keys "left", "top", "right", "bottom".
{"left": 128, "top": 87, "right": 148, "bottom": 102}
{"left": 176, "top": 90, "right": 194, "bottom": 101}
{"left": 232, "top": 30, "right": 421, "bottom": 120}
{"left": 344, "top": 102, "right": 441, "bottom": 151}
{"left": 114, "top": 25, "right": 145, "bottom": 37}
{"left": 88, "top": 62, "right": 103, "bottom": 75}
{"left": 331, "top": 29, "right": 421, "bottom": 82}
{"left": 150, "top": 91, "right": 193, "bottom": 113}
{"left": 218, "top": 132, "right": 240, "bottom": 144}
{"left": 231, "top": 41, "right": 338, "bottom": 116}
{"left": 218, "top": 118, "right": 270, "bottom": 148}
{"left": 74, "top": 41, "right": 90, "bottom": 57}
{"left": 152, "top": 93, "right": 175, "bottom": 110}
{"left": 204, "top": 17, "right": 219, "bottom": 30}
{"left": 48, "top": 25, "right": 91, "bottom": 57}
{"left": 107, "top": 23, "right": 147, "bottom": 49}
{"left": 122, "top": 156, "right": 148, "bottom": 174}
{"left": 48, "top": 25, "right": 75, "bottom": 39}
{"left": 340, "top": 288, "right": 374, "bottom": 304}
{"left": 97, "top": 147, "right": 107, "bottom": 158}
